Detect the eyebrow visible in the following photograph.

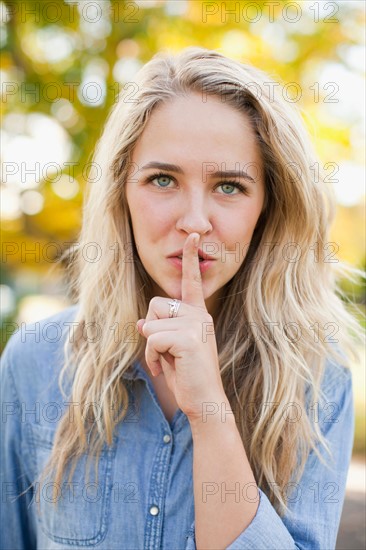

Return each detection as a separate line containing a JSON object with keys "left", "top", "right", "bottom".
{"left": 140, "top": 162, "right": 256, "bottom": 184}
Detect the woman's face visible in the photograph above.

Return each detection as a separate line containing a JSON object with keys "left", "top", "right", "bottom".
{"left": 125, "top": 92, "right": 265, "bottom": 318}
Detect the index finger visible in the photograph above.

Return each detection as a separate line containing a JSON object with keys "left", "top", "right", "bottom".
{"left": 181, "top": 233, "right": 206, "bottom": 308}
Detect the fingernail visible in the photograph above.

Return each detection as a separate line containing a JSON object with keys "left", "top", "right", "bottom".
{"left": 193, "top": 234, "right": 199, "bottom": 248}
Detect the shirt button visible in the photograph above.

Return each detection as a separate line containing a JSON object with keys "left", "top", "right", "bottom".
{"left": 149, "top": 505, "right": 159, "bottom": 516}
{"left": 163, "top": 434, "right": 171, "bottom": 443}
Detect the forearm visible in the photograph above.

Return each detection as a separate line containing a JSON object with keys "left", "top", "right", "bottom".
{"left": 189, "top": 398, "right": 259, "bottom": 550}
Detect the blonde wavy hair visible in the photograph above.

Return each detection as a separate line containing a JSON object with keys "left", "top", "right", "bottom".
{"left": 33, "top": 47, "right": 364, "bottom": 515}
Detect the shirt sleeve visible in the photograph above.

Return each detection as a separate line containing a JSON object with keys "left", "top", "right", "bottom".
{"left": 0, "top": 333, "right": 37, "bottom": 550}
{"left": 185, "top": 365, "right": 354, "bottom": 550}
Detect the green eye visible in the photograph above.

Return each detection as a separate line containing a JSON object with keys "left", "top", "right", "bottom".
{"left": 220, "top": 183, "right": 237, "bottom": 194}
{"left": 155, "top": 175, "right": 171, "bottom": 187}
{"left": 217, "top": 181, "right": 248, "bottom": 195}
{"left": 146, "top": 172, "right": 249, "bottom": 195}
{"left": 147, "top": 173, "right": 174, "bottom": 188}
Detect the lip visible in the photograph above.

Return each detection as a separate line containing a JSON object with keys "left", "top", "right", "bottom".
{"left": 167, "top": 248, "right": 216, "bottom": 261}
{"left": 167, "top": 257, "right": 214, "bottom": 273}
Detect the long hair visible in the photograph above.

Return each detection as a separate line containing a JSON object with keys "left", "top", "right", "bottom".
{"left": 33, "top": 47, "right": 364, "bottom": 515}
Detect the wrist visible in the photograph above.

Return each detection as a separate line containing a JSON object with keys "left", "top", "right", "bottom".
{"left": 187, "top": 396, "right": 237, "bottom": 436}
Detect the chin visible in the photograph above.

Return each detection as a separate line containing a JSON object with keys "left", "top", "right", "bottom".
{"left": 152, "top": 281, "right": 180, "bottom": 300}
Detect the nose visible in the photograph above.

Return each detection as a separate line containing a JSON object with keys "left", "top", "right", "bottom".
{"left": 175, "top": 190, "right": 213, "bottom": 235}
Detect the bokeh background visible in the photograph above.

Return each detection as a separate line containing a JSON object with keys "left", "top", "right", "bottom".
{"left": 1, "top": 1, "right": 365, "bottom": 547}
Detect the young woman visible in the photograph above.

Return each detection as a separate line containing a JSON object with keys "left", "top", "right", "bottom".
{"left": 1, "top": 47, "right": 363, "bottom": 550}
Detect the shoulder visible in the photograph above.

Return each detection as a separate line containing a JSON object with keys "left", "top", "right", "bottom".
{"left": 320, "top": 352, "right": 352, "bottom": 399}
{"left": 304, "top": 347, "right": 353, "bottom": 421}
{"left": 0, "top": 304, "right": 80, "bottom": 405}
{"left": 304, "top": 341, "right": 352, "bottom": 398}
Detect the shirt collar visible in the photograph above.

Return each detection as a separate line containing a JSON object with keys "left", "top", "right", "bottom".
{"left": 121, "top": 359, "right": 149, "bottom": 382}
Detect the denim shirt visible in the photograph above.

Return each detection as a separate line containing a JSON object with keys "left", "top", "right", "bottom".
{"left": 1, "top": 305, "right": 354, "bottom": 550}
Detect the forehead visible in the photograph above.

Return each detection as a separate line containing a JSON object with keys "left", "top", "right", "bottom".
{"left": 131, "top": 93, "right": 262, "bottom": 172}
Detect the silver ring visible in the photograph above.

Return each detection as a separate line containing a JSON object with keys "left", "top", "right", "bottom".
{"left": 168, "top": 299, "right": 181, "bottom": 318}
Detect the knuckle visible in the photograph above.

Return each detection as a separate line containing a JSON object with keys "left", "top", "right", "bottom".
{"left": 150, "top": 296, "right": 160, "bottom": 308}
{"left": 195, "top": 308, "right": 212, "bottom": 322}
{"left": 148, "top": 332, "right": 158, "bottom": 344}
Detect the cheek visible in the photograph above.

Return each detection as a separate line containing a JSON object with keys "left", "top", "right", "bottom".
{"left": 218, "top": 207, "right": 260, "bottom": 264}
{"left": 130, "top": 193, "right": 172, "bottom": 239}
{"left": 221, "top": 208, "right": 258, "bottom": 242}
